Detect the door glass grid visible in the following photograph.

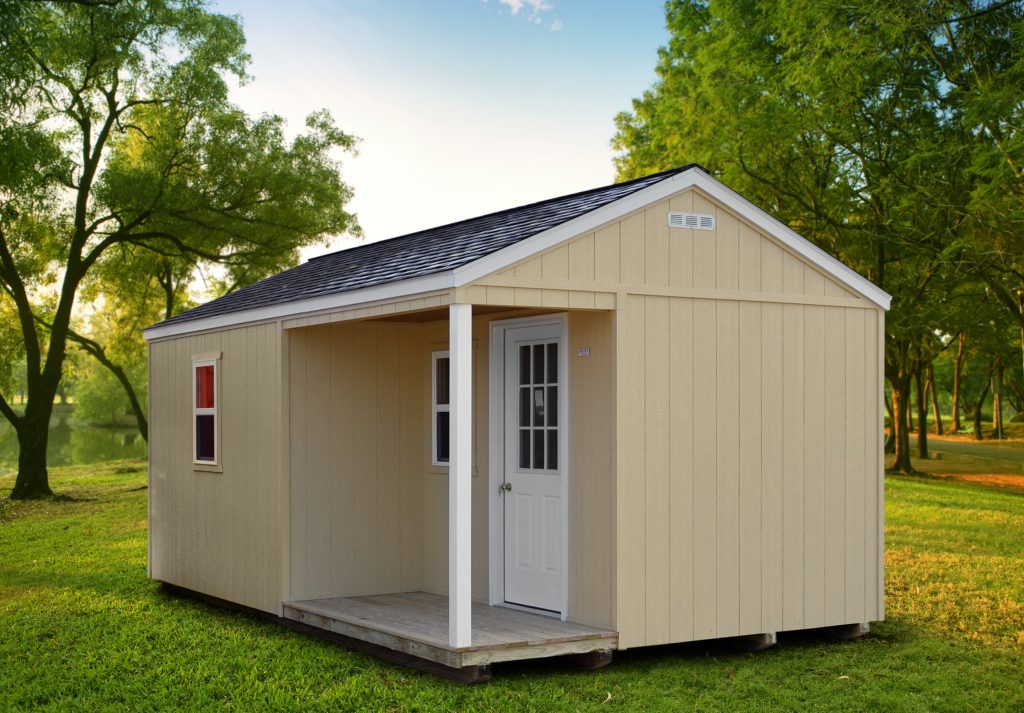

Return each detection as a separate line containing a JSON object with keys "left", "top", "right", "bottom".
{"left": 517, "top": 342, "right": 558, "bottom": 470}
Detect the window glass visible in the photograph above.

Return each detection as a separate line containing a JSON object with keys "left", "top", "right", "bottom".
{"left": 516, "top": 340, "right": 559, "bottom": 471}
{"left": 435, "top": 357, "right": 449, "bottom": 406}
{"left": 436, "top": 411, "right": 450, "bottom": 463}
{"left": 196, "top": 365, "right": 215, "bottom": 408}
{"left": 193, "top": 361, "right": 217, "bottom": 464}
{"left": 432, "top": 352, "right": 450, "bottom": 465}
{"left": 196, "top": 415, "right": 215, "bottom": 461}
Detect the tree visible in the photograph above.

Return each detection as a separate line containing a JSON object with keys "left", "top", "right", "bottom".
{"left": 0, "top": 0, "right": 359, "bottom": 498}
{"left": 612, "top": 0, "right": 971, "bottom": 473}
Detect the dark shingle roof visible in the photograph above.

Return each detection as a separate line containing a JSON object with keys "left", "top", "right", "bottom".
{"left": 155, "top": 165, "right": 698, "bottom": 327}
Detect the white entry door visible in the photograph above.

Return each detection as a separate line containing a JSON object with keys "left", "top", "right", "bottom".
{"left": 502, "top": 323, "right": 564, "bottom": 612}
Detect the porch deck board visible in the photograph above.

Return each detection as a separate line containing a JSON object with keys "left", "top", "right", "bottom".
{"left": 283, "top": 591, "right": 617, "bottom": 668}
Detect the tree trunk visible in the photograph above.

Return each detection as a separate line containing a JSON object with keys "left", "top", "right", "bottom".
{"left": 884, "top": 393, "right": 896, "bottom": 453}
{"left": 992, "top": 362, "right": 1004, "bottom": 439}
{"left": 10, "top": 401, "right": 54, "bottom": 499}
{"left": 951, "top": 333, "right": 965, "bottom": 433}
{"left": 889, "top": 374, "right": 915, "bottom": 473}
{"left": 915, "top": 366, "right": 929, "bottom": 459}
{"left": 972, "top": 377, "right": 992, "bottom": 441}
{"left": 927, "top": 364, "right": 943, "bottom": 436}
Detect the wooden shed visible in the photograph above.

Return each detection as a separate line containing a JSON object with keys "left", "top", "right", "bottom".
{"left": 144, "top": 165, "right": 890, "bottom": 680}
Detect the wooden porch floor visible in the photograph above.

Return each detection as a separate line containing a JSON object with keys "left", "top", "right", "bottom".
{"left": 283, "top": 592, "right": 618, "bottom": 669}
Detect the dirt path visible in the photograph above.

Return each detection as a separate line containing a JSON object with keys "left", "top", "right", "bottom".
{"left": 910, "top": 436, "right": 1024, "bottom": 463}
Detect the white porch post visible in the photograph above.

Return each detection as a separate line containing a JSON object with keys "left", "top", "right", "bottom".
{"left": 449, "top": 302, "right": 472, "bottom": 648}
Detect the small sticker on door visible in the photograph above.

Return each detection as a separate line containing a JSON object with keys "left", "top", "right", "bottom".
{"left": 577, "top": 347, "right": 591, "bottom": 357}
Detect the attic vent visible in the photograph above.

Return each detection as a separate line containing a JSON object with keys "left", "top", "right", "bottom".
{"left": 667, "top": 212, "right": 715, "bottom": 231}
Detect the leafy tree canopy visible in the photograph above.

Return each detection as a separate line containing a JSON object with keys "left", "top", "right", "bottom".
{"left": 0, "top": 0, "right": 359, "bottom": 497}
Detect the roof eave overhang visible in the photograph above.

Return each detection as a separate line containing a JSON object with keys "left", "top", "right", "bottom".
{"left": 142, "top": 271, "right": 457, "bottom": 341}
{"left": 144, "top": 167, "right": 890, "bottom": 342}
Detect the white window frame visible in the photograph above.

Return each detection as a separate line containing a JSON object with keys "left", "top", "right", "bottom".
{"left": 192, "top": 357, "right": 219, "bottom": 467}
{"left": 432, "top": 350, "right": 450, "bottom": 467}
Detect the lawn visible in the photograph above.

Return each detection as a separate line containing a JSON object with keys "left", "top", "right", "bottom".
{"left": 1, "top": 463, "right": 1022, "bottom": 712}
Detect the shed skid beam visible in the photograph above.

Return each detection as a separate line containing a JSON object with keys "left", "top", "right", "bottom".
{"left": 449, "top": 303, "right": 473, "bottom": 648}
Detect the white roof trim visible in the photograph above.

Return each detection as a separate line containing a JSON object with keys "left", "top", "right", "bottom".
{"left": 452, "top": 168, "right": 890, "bottom": 310}
{"left": 145, "top": 166, "right": 889, "bottom": 340}
{"left": 143, "top": 272, "right": 455, "bottom": 341}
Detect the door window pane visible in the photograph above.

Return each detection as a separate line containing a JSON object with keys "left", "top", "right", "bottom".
{"left": 519, "top": 345, "right": 530, "bottom": 385}
{"left": 533, "top": 344, "right": 544, "bottom": 385}
{"left": 546, "top": 429, "right": 558, "bottom": 470}
{"left": 519, "top": 429, "right": 530, "bottom": 469}
{"left": 547, "top": 386, "right": 558, "bottom": 427}
{"left": 546, "top": 343, "right": 558, "bottom": 383}
{"left": 532, "top": 427, "right": 545, "bottom": 469}
{"left": 533, "top": 387, "right": 545, "bottom": 426}
{"left": 519, "top": 387, "right": 530, "bottom": 427}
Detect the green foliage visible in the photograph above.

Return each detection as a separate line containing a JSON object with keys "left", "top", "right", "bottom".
{"left": 613, "top": 0, "right": 1024, "bottom": 469}
{"left": 0, "top": 466, "right": 1021, "bottom": 710}
{"left": 0, "top": 0, "right": 359, "bottom": 492}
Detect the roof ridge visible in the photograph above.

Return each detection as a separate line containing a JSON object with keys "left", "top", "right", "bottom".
{"left": 308, "top": 164, "right": 702, "bottom": 262}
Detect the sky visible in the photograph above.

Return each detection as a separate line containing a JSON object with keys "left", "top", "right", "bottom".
{"left": 210, "top": 0, "right": 669, "bottom": 257}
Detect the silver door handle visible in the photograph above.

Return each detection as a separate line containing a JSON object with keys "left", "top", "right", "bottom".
{"left": 499, "top": 482, "right": 512, "bottom": 493}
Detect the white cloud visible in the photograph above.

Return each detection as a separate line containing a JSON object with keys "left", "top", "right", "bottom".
{"left": 498, "top": 0, "right": 553, "bottom": 19}
{"left": 549, "top": 18, "right": 563, "bottom": 31}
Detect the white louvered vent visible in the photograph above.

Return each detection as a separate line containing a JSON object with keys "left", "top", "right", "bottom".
{"left": 667, "top": 212, "right": 715, "bottom": 231}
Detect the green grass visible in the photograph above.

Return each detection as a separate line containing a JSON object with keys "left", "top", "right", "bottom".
{"left": 1, "top": 464, "right": 1022, "bottom": 712}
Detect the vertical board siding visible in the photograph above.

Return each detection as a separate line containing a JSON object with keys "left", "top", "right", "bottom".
{"left": 615, "top": 296, "right": 882, "bottom": 647}
{"left": 782, "top": 304, "right": 806, "bottom": 631}
{"left": 668, "top": 298, "right": 695, "bottom": 642}
{"left": 803, "top": 305, "right": 826, "bottom": 629}
{"left": 823, "top": 308, "right": 847, "bottom": 625}
{"left": 148, "top": 323, "right": 283, "bottom": 614}
{"left": 691, "top": 299, "right": 718, "bottom": 641}
{"left": 288, "top": 321, "right": 425, "bottom": 601}
{"left": 568, "top": 312, "right": 615, "bottom": 629}
{"left": 644, "top": 296, "right": 671, "bottom": 644}
{"left": 738, "top": 301, "right": 763, "bottom": 635}
{"left": 715, "top": 300, "right": 740, "bottom": 637}
{"left": 616, "top": 295, "right": 647, "bottom": 646}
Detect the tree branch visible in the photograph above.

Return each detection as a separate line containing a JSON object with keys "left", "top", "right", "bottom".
{"left": 0, "top": 389, "right": 20, "bottom": 428}
{"left": 0, "top": 228, "right": 42, "bottom": 378}
{"left": 34, "top": 315, "right": 149, "bottom": 441}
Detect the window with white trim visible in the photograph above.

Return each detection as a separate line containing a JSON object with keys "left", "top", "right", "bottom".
{"left": 193, "top": 359, "right": 218, "bottom": 464}
{"left": 432, "top": 350, "right": 450, "bottom": 466}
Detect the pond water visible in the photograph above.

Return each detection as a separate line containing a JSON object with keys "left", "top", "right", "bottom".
{"left": 0, "top": 408, "right": 147, "bottom": 476}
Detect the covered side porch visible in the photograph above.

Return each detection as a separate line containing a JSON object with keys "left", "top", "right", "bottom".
{"left": 283, "top": 299, "right": 617, "bottom": 675}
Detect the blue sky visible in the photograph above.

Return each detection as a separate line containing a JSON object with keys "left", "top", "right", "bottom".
{"left": 211, "top": 0, "right": 668, "bottom": 255}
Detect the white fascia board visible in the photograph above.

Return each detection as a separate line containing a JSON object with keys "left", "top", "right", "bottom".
{"left": 453, "top": 168, "right": 892, "bottom": 311}
{"left": 142, "top": 271, "right": 456, "bottom": 341}
{"left": 688, "top": 171, "right": 892, "bottom": 310}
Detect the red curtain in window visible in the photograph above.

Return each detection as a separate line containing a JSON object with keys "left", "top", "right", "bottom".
{"left": 196, "top": 365, "right": 215, "bottom": 408}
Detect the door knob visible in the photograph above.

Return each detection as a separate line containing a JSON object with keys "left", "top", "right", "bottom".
{"left": 499, "top": 482, "right": 512, "bottom": 493}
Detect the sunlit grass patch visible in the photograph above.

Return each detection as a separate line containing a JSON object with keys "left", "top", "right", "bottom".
{"left": 1, "top": 463, "right": 1022, "bottom": 711}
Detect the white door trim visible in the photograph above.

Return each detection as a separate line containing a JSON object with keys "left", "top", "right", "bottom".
{"left": 488, "top": 313, "right": 570, "bottom": 620}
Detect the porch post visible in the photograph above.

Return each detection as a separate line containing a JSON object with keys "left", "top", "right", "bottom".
{"left": 449, "top": 302, "right": 472, "bottom": 648}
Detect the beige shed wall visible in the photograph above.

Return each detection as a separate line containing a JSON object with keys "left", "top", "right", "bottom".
{"left": 148, "top": 322, "right": 284, "bottom": 614}
{"left": 468, "top": 185, "right": 885, "bottom": 649}
{"left": 615, "top": 296, "right": 883, "bottom": 649}
{"left": 288, "top": 321, "right": 425, "bottom": 601}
